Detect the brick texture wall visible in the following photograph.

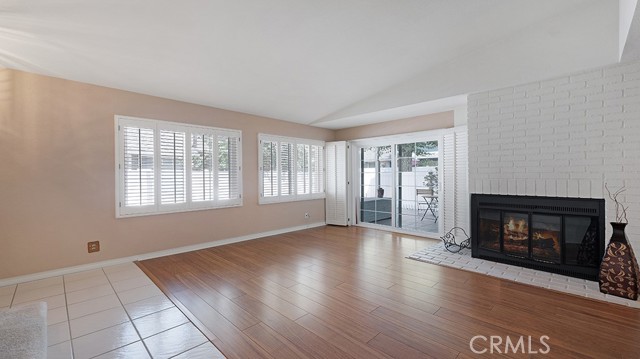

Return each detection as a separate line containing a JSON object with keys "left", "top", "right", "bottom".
{"left": 468, "top": 60, "right": 640, "bottom": 255}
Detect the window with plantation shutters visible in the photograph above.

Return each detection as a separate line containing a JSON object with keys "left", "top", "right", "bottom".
{"left": 259, "top": 134, "right": 325, "bottom": 204}
{"left": 116, "top": 116, "right": 242, "bottom": 217}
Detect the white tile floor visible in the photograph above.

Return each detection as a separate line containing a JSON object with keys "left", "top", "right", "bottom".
{"left": 0, "top": 262, "right": 226, "bottom": 359}
{"left": 408, "top": 243, "right": 640, "bottom": 309}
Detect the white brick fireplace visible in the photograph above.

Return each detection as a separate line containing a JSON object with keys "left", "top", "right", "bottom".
{"left": 468, "top": 60, "right": 640, "bottom": 261}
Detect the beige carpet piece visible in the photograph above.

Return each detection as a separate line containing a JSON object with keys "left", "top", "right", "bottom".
{"left": 0, "top": 302, "right": 47, "bottom": 359}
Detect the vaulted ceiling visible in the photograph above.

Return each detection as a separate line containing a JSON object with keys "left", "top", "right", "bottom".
{"left": 0, "top": 1, "right": 633, "bottom": 128}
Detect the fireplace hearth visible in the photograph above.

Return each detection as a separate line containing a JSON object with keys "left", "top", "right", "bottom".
{"left": 471, "top": 194, "right": 604, "bottom": 281}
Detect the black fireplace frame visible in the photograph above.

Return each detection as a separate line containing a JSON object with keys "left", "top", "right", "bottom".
{"left": 471, "top": 194, "right": 605, "bottom": 281}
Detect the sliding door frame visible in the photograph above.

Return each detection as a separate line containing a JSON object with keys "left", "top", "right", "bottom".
{"left": 349, "top": 129, "right": 450, "bottom": 238}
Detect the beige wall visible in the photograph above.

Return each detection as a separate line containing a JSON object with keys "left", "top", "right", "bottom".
{"left": 333, "top": 111, "right": 454, "bottom": 141}
{"left": 0, "top": 69, "right": 333, "bottom": 279}
{"left": 0, "top": 69, "right": 456, "bottom": 279}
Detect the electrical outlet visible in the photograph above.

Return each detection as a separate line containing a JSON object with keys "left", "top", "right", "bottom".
{"left": 87, "top": 241, "right": 100, "bottom": 253}
{"left": 304, "top": 212, "right": 310, "bottom": 219}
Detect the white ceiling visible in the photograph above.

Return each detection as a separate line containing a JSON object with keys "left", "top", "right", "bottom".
{"left": 0, "top": 0, "right": 628, "bottom": 129}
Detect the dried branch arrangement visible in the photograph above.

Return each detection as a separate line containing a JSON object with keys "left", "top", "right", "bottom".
{"left": 605, "top": 183, "right": 629, "bottom": 223}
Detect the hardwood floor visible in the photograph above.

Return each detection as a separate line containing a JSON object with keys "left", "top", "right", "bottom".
{"left": 137, "top": 226, "right": 640, "bottom": 359}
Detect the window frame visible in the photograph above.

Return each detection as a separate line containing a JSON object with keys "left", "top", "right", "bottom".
{"left": 115, "top": 115, "right": 242, "bottom": 218}
{"left": 258, "top": 134, "right": 325, "bottom": 204}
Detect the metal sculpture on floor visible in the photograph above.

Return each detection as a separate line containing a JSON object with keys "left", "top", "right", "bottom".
{"left": 441, "top": 227, "right": 471, "bottom": 253}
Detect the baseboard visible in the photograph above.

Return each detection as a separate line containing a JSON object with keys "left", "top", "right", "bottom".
{"left": 0, "top": 222, "right": 326, "bottom": 287}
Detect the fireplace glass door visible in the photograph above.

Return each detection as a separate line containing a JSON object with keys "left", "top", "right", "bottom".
{"left": 503, "top": 212, "right": 529, "bottom": 257}
{"left": 565, "top": 216, "right": 599, "bottom": 266}
{"left": 531, "top": 215, "right": 561, "bottom": 263}
{"left": 478, "top": 210, "right": 501, "bottom": 251}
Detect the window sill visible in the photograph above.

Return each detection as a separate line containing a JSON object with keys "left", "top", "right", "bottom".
{"left": 259, "top": 195, "right": 326, "bottom": 205}
{"left": 116, "top": 201, "right": 243, "bottom": 218}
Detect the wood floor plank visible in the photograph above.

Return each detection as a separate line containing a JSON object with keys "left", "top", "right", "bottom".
{"left": 232, "top": 294, "right": 354, "bottom": 359}
{"left": 243, "top": 322, "right": 312, "bottom": 359}
{"left": 140, "top": 226, "right": 640, "bottom": 359}
{"left": 368, "top": 332, "right": 435, "bottom": 359}
{"left": 176, "top": 272, "right": 261, "bottom": 330}
{"left": 229, "top": 279, "right": 309, "bottom": 321}
{"left": 171, "top": 289, "right": 272, "bottom": 359}
{"left": 368, "top": 317, "right": 461, "bottom": 359}
{"left": 290, "top": 283, "right": 380, "bottom": 313}
{"left": 248, "top": 277, "right": 381, "bottom": 343}
{"left": 295, "top": 313, "right": 390, "bottom": 359}
{"left": 185, "top": 269, "right": 247, "bottom": 300}
{"left": 305, "top": 263, "right": 396, "bottom": 289}
{"left": 337, "top": 281, "right": 441, "bottom": 315}
{"left": 387, "top": 282, "right": 496, "bottom": 310}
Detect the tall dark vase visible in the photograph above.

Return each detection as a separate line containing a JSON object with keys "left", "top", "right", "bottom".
{"left": 599, "top": 223, "right": 640, "bottom": 300}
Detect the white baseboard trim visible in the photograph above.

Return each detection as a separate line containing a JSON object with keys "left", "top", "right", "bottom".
{"left": 0, "top": 222, "right": 326, "bottom": 287}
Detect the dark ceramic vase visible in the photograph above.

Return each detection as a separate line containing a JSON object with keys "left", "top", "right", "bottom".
{"left": 599, "top": 223, "right": 640, "bottom": 300}
{"left": 377, "top": 187, "right": 384, "bottom": 198}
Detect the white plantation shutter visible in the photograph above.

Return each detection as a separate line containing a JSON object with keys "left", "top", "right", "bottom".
{"left": 191, "top": 132, "right": 215, "bottom": 202}
{"left": 116, "top": 116, "right": 242, "bottom": 217}
{"left": 441, "top": 133, "right": 456, "bottom": 231}
{"left": 311, "top": 145, "right": 324, "bottom": 196}
{"left": 440, "top": 127, "right": 470, "bottom": 233}
{"left": 297, "top": 144, "right": 311, "bottom": 195}
{"left": 280, "top": 142, "right": 295, "bottom": 197}
{"left": 123, "top": 125, "right": 155, "bottom": 210}
{"left": 325, "top": 141, "right": 348, "bottom": 226}
{"left": 217, "top": 133, "right": 241, "bottom": 201}
{"left": 160, "top": 129, "right": 186, "bottom": 205}
{"left": 259, "top": 134, "right": 325, "bottom": 204}
{"left": 262, "top": 140, "right": 278, "bottom": 198}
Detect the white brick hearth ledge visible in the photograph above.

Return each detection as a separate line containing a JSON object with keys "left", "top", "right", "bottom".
{"left": 408, "top": 243, "right": 640, "bottom": 308}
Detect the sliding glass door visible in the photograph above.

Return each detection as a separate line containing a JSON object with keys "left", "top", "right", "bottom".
{"left": 396, "top": 140, "right": 439, "bottom": 234}
{"left": 356, "top": 137, "right": 440, "bottom": 236}
{"left": 360, "top": 146, "right": 392, "bottom": 226}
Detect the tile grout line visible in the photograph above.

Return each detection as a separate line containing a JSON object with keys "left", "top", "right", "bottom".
{"left": 165, "top": 339, "right": 210, "bottom": 359}
{"left": 62, "top": 274, "right": 76, "bottom": 358}
{"left": 155, "top": 322, "right": 208, "bottom": 359}
{"left": 66, "top": 291, "right": 114, "bottom": 309}
{"left": 65, "top": 273, "right": 154, "bottom": 308}
{"left": 9, "top": 283, "right": 17, "bottom": 307}
{"left": 102, "top": 266, "right": 154, "bottom": 359}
